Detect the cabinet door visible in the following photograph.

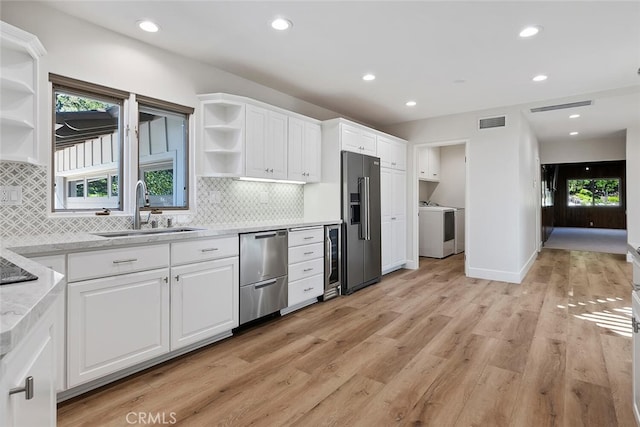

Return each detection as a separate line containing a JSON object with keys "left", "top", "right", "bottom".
{"left": 245, "top": 104, "right": 268, "bottom": 178}
{"left": 67, "top": 269, "right": 170, "bottom": 387}
{"left": 304, "top": 121, "right": 322, "bottom": 183}
{"left": 170, "top": 257, "right": 239, "bottom": 350}
{"left": 2, "top": 299, "right": 56, "bottom": 427}
{"left": 427, "top": 147, "right": 440, "bottom": 181}
{"left": 418, "top": 147, "right": 429, "bottom": 179}
{"left": 394, "top": 140, "right": 407, "bottom": 171}
{"left": 392, "top": 215, "right": 407, "bottom": 266}
{"left": 288, "top": 117, "right": 305, "bottom": 182}
{"left": 340, "top": 123, "right": 362, "bottom": 153}
{"left": 377, "top": 136, "right": 393, "bottom": 168}
{"left": 267, "top": 110, "right": 288, "bottom": 179}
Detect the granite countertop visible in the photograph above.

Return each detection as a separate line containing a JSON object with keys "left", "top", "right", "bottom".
{"left": 0, "top": 248, "right": 65, "bottom": 358}
{"left": 0, "top": 219, "right": 340, "bottom": 358}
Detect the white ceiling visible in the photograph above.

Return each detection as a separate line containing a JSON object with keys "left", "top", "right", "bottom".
{"left": 43, "top": 1, "right": 640, "bottom": 144}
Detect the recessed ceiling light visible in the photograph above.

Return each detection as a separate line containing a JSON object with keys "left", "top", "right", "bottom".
{"left": 137, "top": 20, "right": 159, "bottom": 33}
{"left": 519, "top": 26, "right": 542, "bottom": 38}
{"left": 405, "top": 101, "right": 417, "bottom": 107}
{"left": 532, "top": 74, "right": 548, "bottom": 82}
{"left": 570, "top": 131, "right": 579, "bottom": 136}
{"left": 271, "top": 18, "right": 292, "bottom": 31}
{"left": 362, "top": 74, "right": 376, "bottom": 81}
{"left": 569, "top": 114, "right": 581, "bottom": 119}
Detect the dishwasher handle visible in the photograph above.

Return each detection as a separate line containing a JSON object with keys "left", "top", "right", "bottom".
{"left": 253, "top": 278, "right": 279, "bottom": 289}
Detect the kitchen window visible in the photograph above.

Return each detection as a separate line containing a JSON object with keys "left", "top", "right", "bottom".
{"left": 567, "top": 178, "right": 621, "bottom": 207}
{"left": 50, "top": 74, "right": 192, "bottom": 213}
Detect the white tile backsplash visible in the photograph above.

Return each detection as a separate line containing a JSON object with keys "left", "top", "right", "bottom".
{"left": 0, "top": 161, "right": 304, "bottom": 237}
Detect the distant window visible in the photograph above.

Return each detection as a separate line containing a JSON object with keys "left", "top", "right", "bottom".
{"left": 567, "top": 178, "right": 620, "bottom": 207}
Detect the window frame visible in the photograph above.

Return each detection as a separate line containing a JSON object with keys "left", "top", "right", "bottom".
{"left": 49, "top": 74, "right": 194, "bottom": 216}
{"left": 50, "top": 74, "right": 127, "bottom": 213}
{"left": 135, "top": 97, "right": 192, "bottom": 211}
{"left": 566, "top": 177, "right": 622, "bottom": 208}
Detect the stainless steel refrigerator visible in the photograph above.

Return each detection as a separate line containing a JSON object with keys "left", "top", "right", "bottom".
{"left": 341, "top": 150, "right": 381, "bottom": 294}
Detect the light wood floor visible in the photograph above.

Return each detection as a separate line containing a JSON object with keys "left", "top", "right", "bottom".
{"left": 58, "top": 249, "right": 635, "bottom": 426}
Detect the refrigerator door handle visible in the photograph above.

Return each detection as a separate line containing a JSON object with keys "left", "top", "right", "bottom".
{"left": 362, "top": 176, "right": 371, "bottom": 241}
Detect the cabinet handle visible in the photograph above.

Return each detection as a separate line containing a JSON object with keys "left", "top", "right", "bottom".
{"left": 304, "top": 287, "right": 314, "bottom": 292}
{"left": 113, "top": 258, "right": 137, "bottom": 264}
{"left": 303, "top": 268, "right": 314, "bottom": 272}
{"left": 420, "top": 171, "right": 425, "bottom": 174}
{"left": 269, "top": 168, "right": 274, "bottom": 173}
{"left": 201, "top": 248, "right": 219, "bottom": 252}
{"left": 9, "top": 376, "right": 34, "bottom": 400}
{"left": 174, "top": 275, "right": 180, "bottom": 281}
{"left": 304, "top": 251, "right": 315, "bottom": 255}
{"left": 303, "top": 236, "right": 315, "bottom": 240}
{"left": 265, "top": 168, "right": 269, "bottom": 172}
{"left": 391, "top": 217, "right": 397, "bottom": 220}
{"left": 163, "top": 277, "right": 168, "bottom": 283}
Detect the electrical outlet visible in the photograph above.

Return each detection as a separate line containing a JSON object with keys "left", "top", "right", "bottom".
{"left": 0, "top": 186, "right": 22, "bottom": 206}
{"left": 209, "top": 191, "right": 220, "bottom": 204}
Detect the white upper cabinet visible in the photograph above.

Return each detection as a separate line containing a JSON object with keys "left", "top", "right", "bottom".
{"left": 198, "top": 93, "right": 321, "bottom": 181}
{"left": 0, "top": 21, "right": 46, "bottom": 164}
{"left": 378, "top": 135, "right": 406, "bottom": 170}
{"left": 198, "top": 95, "right": 245, "bottom": 177}
{"left": 288, "top": 117, "right": 321, "bottom": 183}
{"left": 340, "top": 123, "right": 376, "bottom": 156}
{"left": 245, "top": 104, "right": 288, "bottom": 180}
{"left": 418, "top": 146, "right": 440, "bottom": 181}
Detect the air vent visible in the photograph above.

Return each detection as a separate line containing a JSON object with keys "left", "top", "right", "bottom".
{"left": 478, "top": 116, "right": 506, "bottom": 129}
{"left": 530, "top": 100, "right": 592, "bottom": 113}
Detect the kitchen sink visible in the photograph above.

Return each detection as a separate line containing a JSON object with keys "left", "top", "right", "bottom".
{"left": 92, "top": 227, "right": 204, "bottom": 238}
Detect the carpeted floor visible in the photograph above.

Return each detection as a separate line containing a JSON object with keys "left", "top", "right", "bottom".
{"left": 543, "top": 227, "right": 628, "bottom": 254}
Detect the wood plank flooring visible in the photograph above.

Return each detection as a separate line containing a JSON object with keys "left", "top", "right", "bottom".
{"left": 57, "top": 249, "right": 635, "bottom": 426}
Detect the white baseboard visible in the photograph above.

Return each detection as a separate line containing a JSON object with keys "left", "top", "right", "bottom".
{"left": 467, "top": 251, "right": 537, "bottom": 284}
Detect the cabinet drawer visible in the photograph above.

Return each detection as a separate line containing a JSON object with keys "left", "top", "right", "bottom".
{"left": 289, "top": 274, "right": 324, "bottom": 307}
{"left": 289, "top": 227, "right": 324, "bottom": 247}
{"left": 289, "top": 257, "right": 324, "bottom": 282}
{"left": 68, "top": 245, "right": 169, "bottom": 282}
{"left": 171, "top": 235, "right": 239, "bottom": 265}
{"left": 288, "top": 242, "right": 323, "bottom": 264}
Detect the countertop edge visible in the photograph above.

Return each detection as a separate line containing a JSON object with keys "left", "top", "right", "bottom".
{"left": 0, "top": 249, "right": 65, "bottom": 358}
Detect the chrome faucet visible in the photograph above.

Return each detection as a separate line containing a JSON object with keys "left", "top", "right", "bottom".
{"left": 133, "top": 179, "right": 150, "bottom": 229}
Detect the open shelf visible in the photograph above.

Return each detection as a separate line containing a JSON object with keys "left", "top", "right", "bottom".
{"left": 0, "top": 115, "right": 34, "bottom": 129}
{"left": 201, "top": 150, "right": 243, "bottom": 177}
{"left": 202, "top": 102, "right": 244, "bottom": 128}
{"left": 0, "top": 76, "right": 35, "bottom": 95}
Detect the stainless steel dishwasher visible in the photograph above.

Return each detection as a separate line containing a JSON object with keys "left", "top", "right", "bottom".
{"left": 239, "top": 229, "right": 288, "bottom": 325}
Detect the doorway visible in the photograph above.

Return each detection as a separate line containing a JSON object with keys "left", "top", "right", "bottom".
{"left": 409, "top": 139, "right": 469, "bottom": 275}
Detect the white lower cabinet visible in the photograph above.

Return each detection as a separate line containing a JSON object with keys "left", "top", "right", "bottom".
{"left": 285, "top": 227, "right": 324, "bottom": 313}
{"left": 66, "top": 268, "right": 170, "bottom": 387}
{"left": 1, "top": 295, "right": 59, "bottom": 427}
{"left": 28, "top": 254, "right": 67, "bottom": 393}
{"left": 170, "top": 257, "right": 239, "bottom": 350}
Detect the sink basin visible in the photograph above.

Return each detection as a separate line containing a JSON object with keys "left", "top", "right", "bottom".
{"left": 92, "top": 227, "right": 204, "bottom": 238}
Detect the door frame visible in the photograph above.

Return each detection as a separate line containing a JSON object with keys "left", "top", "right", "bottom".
{"left": 407, "top": 139, "right": 470, "bottom": 276}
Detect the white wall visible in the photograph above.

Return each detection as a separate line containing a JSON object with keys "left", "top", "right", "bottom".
{"left": 517, "top": 114, "right": 540, "bottom": 274}
{"left": 426, "top": 144, "right": 466, "bottom": 208}
{"left": 385, "top": 107, "right": 539, "bottom": 283}
{"left": 628, "top": 125, "right": 640, "bottom": 248}
{"left": 540, "top": 135, "right": 626, "bottom": 164}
